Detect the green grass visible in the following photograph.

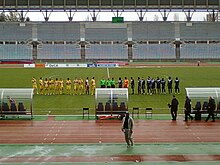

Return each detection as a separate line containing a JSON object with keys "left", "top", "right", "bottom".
{"left": 0, "top": 67, "right": 220, "bottom": 115}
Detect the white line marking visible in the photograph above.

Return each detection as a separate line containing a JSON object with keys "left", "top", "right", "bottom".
{"left": 107, "top": 68, "right": 110, "bottom": 78}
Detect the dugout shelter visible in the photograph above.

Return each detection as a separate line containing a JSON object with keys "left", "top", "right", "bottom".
{"left": 185, "top": 87, "right": 220, "bottom": 114}
{"left": 0, "top": 88, "right": 34, "bottom": 119}
{"left": 95, "top": 88, "right": 128, "bottom": 119}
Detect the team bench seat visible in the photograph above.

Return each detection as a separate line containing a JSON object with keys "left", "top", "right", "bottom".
{"left": 191, "top": 101, "right": 220, "bottom": 120}
{"left": 96, "top": 111, "right": 127, "bottom": 120}
{"left": 0, "top": 102, "right": 32, "bottom": 119}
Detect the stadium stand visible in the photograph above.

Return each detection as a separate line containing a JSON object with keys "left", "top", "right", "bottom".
{"left": 85, "top": 27, "right": 127, "bottom": 41}
{"left": 85, "top": 44, "right": 128, "bottom": 60}
{"left": 132, "top": 22, "right": 175, "bottom": 41}
{"left": 133, "top": 43, "right": 175, "bottom": 60}
{"left": 0, "top": 23, "right": 32, "bottom": 41}
{"left": 37, "top": 44, "right": 81, "bottom": 60}
{"left": 37, "top": 23, "right": 80, "bottom": 41}
{"left": 180, "top": 22, "right": 220, "bottom": 40}
{"left": 0, "top": 44, "right": 32, "bottom": 60}
{"left": 180, "top": 43, "right": 220, "bottom": 59}
{"left": 0, "top": 22, "right": 220, "bottom": 61}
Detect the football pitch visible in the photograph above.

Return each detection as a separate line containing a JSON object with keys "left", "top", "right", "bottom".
{"left": 0, "top": 66, "right": 219, "bottom": 115}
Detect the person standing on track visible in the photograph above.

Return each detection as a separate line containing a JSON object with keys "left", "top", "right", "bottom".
{"left": 184, "top": 96, "right": 193, "bottom": 121}
{"left": 205, "top": 96, "right": 216, "bottom": 122}
{"left": 121, "top": 112, "right": 134, "bottom": 148}
{"left": 168, "top": 95, "right": 179, "bottom": 121}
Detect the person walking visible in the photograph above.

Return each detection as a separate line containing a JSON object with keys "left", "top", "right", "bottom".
{"left": 205, "top": 96, "right": 216, "bottom": 122}
{"left": 121, "top": 112, "right": 134, "bottom": 148}
{"left": 184, "top": 96, "right": 193, "bottom": 121}
{"left": 168, "top": 95, "right": 179, "bottom": 121}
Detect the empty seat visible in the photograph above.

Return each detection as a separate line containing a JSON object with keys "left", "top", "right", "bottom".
{"left": 132, "top": 107, "right": 139, "bottom": 118}
{"left": 97, "top": 102, "right": 104, "bottom": 111}
{"left": 194, "top": 101, "right": 201, "bottom": 111}
{"left": 2, "top": 102, "right": 9, "bottom": 112}
{"left": 82, "top": 107, "right": 89, "bottom": 119}
{"left": 18, "top": 102, "right": 26, "bottom": 114}
{"left": 105, "top": 102, "right": 111, "bottom": 111}
{"left": 202, "top": 101, "right": 208, "bottom": 110}
{"left": 112, "top": 102, "right": 118, "bottom": 111}
{"left": 145, "top": 108, "right": 153, "bottom": 118}
{"left": 120, "top": 102, "right": 126, "bottom": 111}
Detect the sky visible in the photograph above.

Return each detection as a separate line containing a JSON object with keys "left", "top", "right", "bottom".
{"left": 26, "top": 11, "right": 209, "bottom": 22}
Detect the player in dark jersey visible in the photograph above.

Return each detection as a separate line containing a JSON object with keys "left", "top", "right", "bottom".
{"left": 146, "top": 76, "right": 152, "bottom": 95}
{"left": 156, "top": 77, "right": 161, "bottom": 94}
{"left": 174, "top": 77, "right": 180, "bottom": 94}
{"left": 118, "top": 77, "right": 123, "bottom": 88}
{"left": 137, "top": 77, "right": 141, "bottom": 95}
{"left": 141, "top": 77, "right": 146, "bottom": 94}
{"left": 167, "top": 76, "right": 173, "bottom": 94}
{"left": 130, "top": 77, "right": 135, "bottom": 95}
{"left": 151, "top": 78, "right": 156, "bottom": 94}
{"left": 161, "top": 78, "right": 166, "bottom": 94}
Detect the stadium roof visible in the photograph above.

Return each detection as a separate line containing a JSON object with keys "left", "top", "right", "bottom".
{"left": 0, "top": 0, "right": 219, "bottom": 12}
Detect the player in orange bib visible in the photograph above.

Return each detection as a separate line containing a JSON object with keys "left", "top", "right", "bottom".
{"left": 124, "top": 77, "right": 129, "bottom": 88}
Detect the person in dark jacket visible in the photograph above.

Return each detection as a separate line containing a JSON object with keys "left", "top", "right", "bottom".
{"left": 168, "top": 95, "right": 179, "bottom": 121}
{"left": 121, "top": 112, "right": 134, "bottom": 148}
{"left": 205, "top": 96, "right": 216, "bottom": 122}
{"left": 184, "top": 96, "right": 193, "bottom": 121}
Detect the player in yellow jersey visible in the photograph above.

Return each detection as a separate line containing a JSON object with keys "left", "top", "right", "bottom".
{"left": 90, "top": 77, "right": 96, "bottom": 95}
{"left": 49, "top": 78, "right": 55, "bottom": 95}
{"left": 32, "top": 77, "right": 38, "bottom": 95}
{"left": 66, "top": 78, "right": 72, "bottom": 95}
{"left": 59, "top": 78, "right": 64, "bottom": 95}
{"left": 78, "top": 78, "right": 84, "bottom": 95}
{"left": 54, "top": 78, "right": 59, "bottom": 95}
{"left": 38, "top": 77, "right": 44, "bottom": 95}
{"left": 73, "top": 77, "right": 79, "bottom": 95}
{"left": 44, "top": 78, "right": 49, "bottom": 95}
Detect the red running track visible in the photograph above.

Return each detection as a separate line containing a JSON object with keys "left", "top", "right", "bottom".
{"left": 0, "top": 118, "right": 220, "bottom": 144}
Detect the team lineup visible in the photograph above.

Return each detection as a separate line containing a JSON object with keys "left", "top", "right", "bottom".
{"left": 31, "top": 76, "right": 180, "bottom": 96}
